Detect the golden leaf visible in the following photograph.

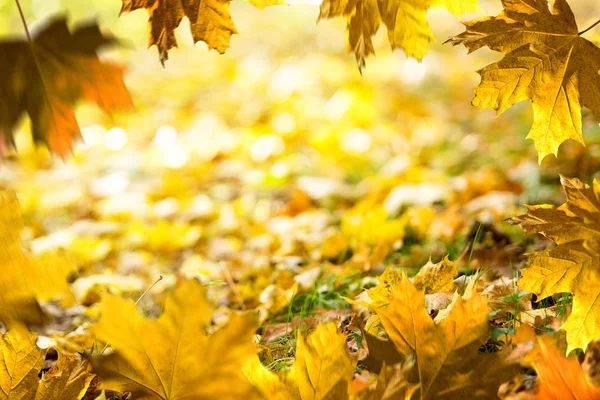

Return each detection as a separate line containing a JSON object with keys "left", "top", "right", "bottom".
{"left": 367, "top": 272, "right": 518, "bottom": 399}
{"left": 509, "top": 175, "right": 600, "bottom": 353}
{"left": 245, "top": 322, "right": 355, "bottom": 400}
{"left": 0, "top": 191, "right": 76, "bottom": 326}
{"left": 318, "top": 0, "right": 478, "bottom": 70}
{"left": 352, "top": 361, "right": 416, "bottom": 400}
{"left": 0, "top": 17, "right": 133, "bottom": 156}
{"left": 289, "top": 322, "right": 356, "bottom": 400}
{"left": 0, "top": 327, "right": 94, "bottom": 400}
{"left": 448, "top": 0, "right": 600, "bottom": 162}
{"left": 89, "top": 279, "right": 261, "bottom": 400}
{"left": 121, "top": 0, "right": 284, "bottom": 64}
{"left": 413, "top": 255, "right": 457, "bottom": 294}
{"left": 36, "top": 353, "right": 95, "bottom": 400}
{"left": 243, "top": 356, "right": 296, "bottom": 400}
{"left": 525, "top": 335, "right": 600, "bottom": 399}
{"left": 0, "top": 327, "right": 45, "bottom": 399}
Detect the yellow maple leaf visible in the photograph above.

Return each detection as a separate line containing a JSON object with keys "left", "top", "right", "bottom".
{"left": 0, "top": 327, "right": 94, "bottom": 399}
{"left": 36, "top": 353, "right": 96, "bottom": 400}
{"left": 289, "top": 322, "right": 356, "bottom": 400}
{"left": 0, "top": 327, "right": 45, "bottom": 399}
{"left": 0, "top": 17, "right": 133, "bottom": 156}
{"left": 318, "top": 0, "right": 478, "bottom": 70}
{"left": 244, "top": 322, "right": 355, "bottom": 400}
{"left": 0, "top": 191, "right": 76, "bottom": 326}
{"left": 120, "top": 0, "right": 285, "bottom": 64}
{"left": 509, "top": 175, "right": 600, "bottom": 353}
{"left": 365, "top": 271, "right": 518, "bottom": 399}
{"left": 413, "top": 255, "right": 457, "bottom": 294}
{"left": 89, "top": 279, "right": 261, "bottom": 400}
{"left": 448, "top": 0, "right": 600, "bottom": 163}
{"left": 525, "top": 335, "right": 600, "bottom": 399}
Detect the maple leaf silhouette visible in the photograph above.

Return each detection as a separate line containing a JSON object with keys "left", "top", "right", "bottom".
{"left": 0, "top": 17, "right": 133, "bottom": 157}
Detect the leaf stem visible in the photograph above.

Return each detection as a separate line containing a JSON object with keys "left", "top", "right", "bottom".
{"left": 14, "top": 0, "right": 31, "bottom": 42}
{"left": 579, "top": 18, "right": 600, "bottom": 36}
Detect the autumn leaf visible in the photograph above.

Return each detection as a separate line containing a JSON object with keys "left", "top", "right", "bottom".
{"left": 36, "top": 353, "right": 95, "bottom": 400}
{"left": 245, "top": 322, "right": 356, "bottom": 400}
{"left": 289, "top": 322, "right": 356, "bottom": 400}
{"left": 318, "top": 0, "right": 478, "bottom": 70}
{"left": 448, "top": 0, "right": 600, "bottom": 162}
{"left": 0, "top": 327, "right": 45, "bottom": 399}
{"left": 525, "top": 335, "right": 600, "bottom": 399}
{"left": 89, "top": 279, "right": 261, "bottom": 400}
{"left": 509, "top": 175, "right": 600, "bottom": 353}
{"left": 0, "top": 191, "right": 76, "bottom": 326}
{"left": 352, "top": 361, "right": 416, "bottom": 400}
{"left": 413, "top": 255, "right": 457, "bottom": 294}
{"left": 0, "top": 17, "right": 133, "bottom": 157}
{"left": 120, "top": 0, "right": 285, "bottom": 64}
{"left": 364, "top": 271, "right": 518, "bottom": 399}
{"left": 0, "top": 327, "right": 94, "bottom": 400}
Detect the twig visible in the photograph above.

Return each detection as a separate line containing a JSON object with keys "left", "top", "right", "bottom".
{"left": 580, "top": 18, "right": 600, "bottom": 36}
{"left": 221, "top": 262, "right": 246, "bottom": 310}
{"left": 14, "top": 0, "right": 31, "bottom": 42}
{"left": 135, "top": 275, "right": 163, "bottom": 305}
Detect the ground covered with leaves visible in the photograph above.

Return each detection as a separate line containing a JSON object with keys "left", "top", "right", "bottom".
{"left": 3, "top": 0, "right": 600, "bottom": 399}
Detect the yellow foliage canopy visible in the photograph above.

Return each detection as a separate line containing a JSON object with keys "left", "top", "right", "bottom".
{"left": 449, "top": 0, "right": 600, "bottom": 162}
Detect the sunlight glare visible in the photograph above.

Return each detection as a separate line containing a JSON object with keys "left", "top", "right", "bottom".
{"left": 104, "top": 127, "right": 128, "bottom": 151}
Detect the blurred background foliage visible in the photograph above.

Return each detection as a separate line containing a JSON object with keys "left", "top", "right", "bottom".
{"left": 2, "top": 0, "right": 600, "bottom": 316}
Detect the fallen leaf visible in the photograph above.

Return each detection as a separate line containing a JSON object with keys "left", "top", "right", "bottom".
{"left": 89, "top": 279, "right": 261, "bottom": 399}
{"left": 525, "top": 335, "right": 600, "bottom": 399}
{"left": 509, "top": 175, "right": 600, "bottom": 352}
{"left": 0, "top": 191, "right": 76, "bottom": 326}
{"left": 245, "top": 322, "right": 356, "bottom": 399}
{"left": 365, "top": 271, "right": 518, "bottom": 399}
{"left": 289, "top": 322, "right": 356, "bottom": 400}
{"left": 0, "top": 327, "right": 94, "bottom": 400}
{"left": 448, "top": 0, "right": 600, "bottom": 162}
{"left": 0, "top": 17, "right": 133, "bottom": 156}
{"left": 0, "top": 327, "right": 46, "bottom": 399}
{"left": 413, "top": 255, "right": 457, "bottom": 294}
{"left": 36, "top": 353, "right": 95, "bottom": 400}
